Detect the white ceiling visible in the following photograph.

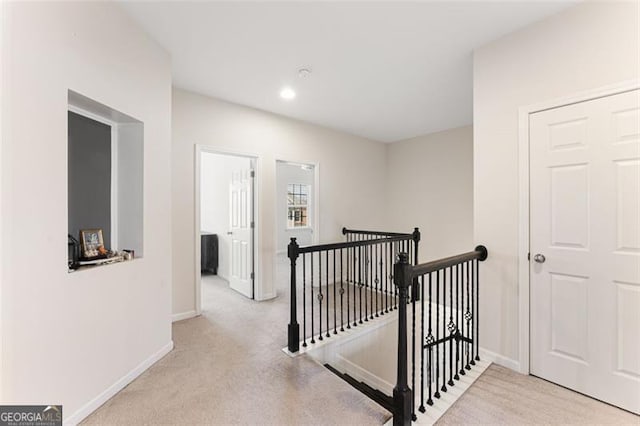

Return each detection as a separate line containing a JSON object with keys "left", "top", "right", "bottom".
{"left": 119, "top": 1, "right": 578, "bottom": 142}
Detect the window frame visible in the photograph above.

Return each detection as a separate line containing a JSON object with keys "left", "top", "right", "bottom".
{"left": 286, "top": 183, "right": 311, "bottom": 230}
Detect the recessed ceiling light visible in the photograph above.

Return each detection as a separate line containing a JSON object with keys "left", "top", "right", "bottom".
{"left": 280, "top": 87, "right": 296, "bottom": 100}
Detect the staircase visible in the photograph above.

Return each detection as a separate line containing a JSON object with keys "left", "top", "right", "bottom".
{"left": 325, "top": 363, "right": 394, "bottom": 413}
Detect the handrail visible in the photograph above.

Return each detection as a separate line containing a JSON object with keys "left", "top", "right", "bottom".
{"left": 342, "top": 227, "right": 415, "bottom": 237}
{"left": 287, "top": 227, "right": 420, "bottom": 355}
{"left": 294, "top": 234, "right": 412, "bottom": 254}
{"left": 392, "top": 246, "right": 488, "bottom": 426}
{"left": 410, "top": 245, "right": 488, "bottom": 278}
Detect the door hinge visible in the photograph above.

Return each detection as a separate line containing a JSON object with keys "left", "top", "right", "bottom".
{"left": 251, "top": 221, "right": 255, "bottom": 228}
{"left": 251, "top": 272, "right": 255, "bottom": 280}
{"left": 250, "top": 170, "right": 255, "bottom": 178}
{"left": 527, "top": 252, "right": 530, "bottom": 261}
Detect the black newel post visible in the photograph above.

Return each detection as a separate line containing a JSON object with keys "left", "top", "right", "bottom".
{"left": 393, "top": 252, "right": 413, "bottom": 426}
{"left": 288, "top": 238, "right": 300, "bottom": 353}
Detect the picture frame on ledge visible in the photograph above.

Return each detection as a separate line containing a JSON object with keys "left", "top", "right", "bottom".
{"left": 80, "top": 228, "right": 106, "bottom": 259}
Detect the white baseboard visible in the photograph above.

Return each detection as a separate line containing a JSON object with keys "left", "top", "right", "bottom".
{"left": 333, "top": 354, "right": 394, "bottom": 395}
{"left": 64, "top": 340, "right": 174, "bottom": 425}
{"left": 256, "top": 292, "right": 277, "bottom": 301}
{"left": 172, "top": 310, "right": 197, "bottom": 322}
{"left": 479, "top": 347, "right": 520, "bottom": 372}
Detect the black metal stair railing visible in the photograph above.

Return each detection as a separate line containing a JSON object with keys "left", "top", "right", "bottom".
{"left": 287, "top": 228, "right": 420, "bottom": 354}
{"left": 392, "top": 246, "right": 488, "bottom": 426}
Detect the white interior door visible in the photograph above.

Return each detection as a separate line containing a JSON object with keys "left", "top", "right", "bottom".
{"left": 229, "top": 167, "right": 254, "bottom": 299}
{"left": 530, "top": 89, "right": 640, "bottom": 413}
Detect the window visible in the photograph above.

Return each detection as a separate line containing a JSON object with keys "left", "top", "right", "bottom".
{"left": 287, "top": 183, "right": 309, "bottom": 228}
{"left": 68, "top": 90, "right": 144, "bottom": 268}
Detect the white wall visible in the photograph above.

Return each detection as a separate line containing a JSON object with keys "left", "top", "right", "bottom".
{"left": 474, "top": 1, "right": 640, "bottom": 364}
{"left": 386, "top": 125, "right": 474, "bottom": 262}
{"left": 173, "top": 88, "right": 388, "bottom": 313}
{"left": 0, "top": 0, "right": 6, "bottom": 402}
{"left": 200, "top": 152, "right": 251, "bottom": 281}
{"left": 276, "top": 161, "right": 315, "bottom": 252}
{"left": 117, "top": 122, "right": 145, "bottom": 257}
{"left": 1, "top": 2, "right": 172, "bottom": 422}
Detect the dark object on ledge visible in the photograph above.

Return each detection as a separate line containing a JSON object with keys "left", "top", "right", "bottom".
{"left": 201, "top": 233, "right": 219, "bottom": 274}
{"left": 68, "top": 234, "right": 81, "bottom": 269}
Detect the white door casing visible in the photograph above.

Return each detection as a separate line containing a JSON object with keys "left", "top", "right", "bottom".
{"left": 530, "top": 89, "right": 640, "bottom": 413}
{"left": 229, "top": 167, "right": 254, "bottom": 298}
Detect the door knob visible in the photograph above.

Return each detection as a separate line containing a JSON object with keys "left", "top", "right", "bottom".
{"left": 533, "top": 253, "right": 546, "bottom": 263}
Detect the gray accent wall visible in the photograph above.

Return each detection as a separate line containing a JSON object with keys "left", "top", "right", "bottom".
{"left": 68, "top": 111, "right": 111, "bottom": 247}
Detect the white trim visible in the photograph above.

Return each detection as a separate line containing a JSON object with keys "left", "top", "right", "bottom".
{"left": 172, "top": 310, "right": 197, "bottom": 323}
{"left": 282, "top": 308, "right": 399, "bottom": 358}
{"left": 110, "top": 125, "right": 118, "bottom": 250}
{"left": 67, "top": 104, "right": 119, "bottom": 251}
{"left": 517, "top": 79, "right": 640, "bottom": 375}
{"left": 63, "top": 340, "right": 173, "bottom": 425}
{"left": 479, "top": 347, "right": 520, "bottom": 372}
{"left": 0, "top": 0, "right": 5, "bottom": 402}
{"left": 194, "top": 145, "right": 262, "bottom": 314}
{"left": 68, "top": 105, "right": 115, "bottom": 127}
{"left": 275, "top": 158, "right": 321, "bottom": 254}
{"left": 333, "top": 354, "right": 394, "bottom": 395}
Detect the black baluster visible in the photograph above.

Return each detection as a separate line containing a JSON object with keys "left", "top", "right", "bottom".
{"left": 347, "top": 243, "right": 351, "bottom": 330}
{"left": 364, "top": 243, "right": 369, "bottom": 322}
{"left": 369, "top": 243, "right": 374, "bottom": 320}
{"left": 359, "top": 243, "right": 363, "bottom": 324}
{"left": 475, "top": 258, "right": 480, "bottom": 362}
{"left": 419, "top": 274, "right": 426, "bottom": 413}
{"left": 326, "top": 250, "right": 330, "bottom": 338}
{"left": 459, "top": 263, "right": 466, "bottom": 376}
{"left": 388, "top": 241, "right": 392, "bottom": 311}
{"left": 448, "top": 266, "right": 454, "bottom": 387}
{"left": 455, "top": 264, "right": 461, "bottom": 380}
{"left": 353, "top": 244, "right": 358, "bottom": 327}
{"left": 340, "top": 249, "right": 345, "bottom": 332}
{"left": 333, "top": 249, "right": 337, "bottom": 335}
{"left": 467, "top": 262, "right": 476, "bottom": 365}
{"left": 411, "top": 264, "right": 416, "bottom": 421}
{"left": 442, "top": 268, "right": 447, "bottom": 393}
{"left": 426, "top": 272, "right": 434, "bottom": 406}
{"left": 303, "top": 252, "right": 307, "bottom": 347}
{"left": 373, "top": 243, "right": 377, "bottom": 317}
{"left": 434, "top": 269, "right": 440, "bottom": 399}
{"left": 318, "top": 252, "right": 323, "bottom": 341}
{"left": 465, "top": 261, "right": 471, "bottom": 370}
{"left": 385, "top": 242, "right": 389, "bottom": 314}
{"left": 310, "top": 253, "right": 315, "bottom": 344}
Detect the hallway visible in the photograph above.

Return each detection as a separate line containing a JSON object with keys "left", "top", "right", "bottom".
{"left": 83, "top": 271, "right": 390, "bottom": 425}
{"left": 82, "top": 260, "right": 639, "bottom": 425}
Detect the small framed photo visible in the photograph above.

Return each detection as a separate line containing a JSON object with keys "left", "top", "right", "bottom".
{"left": 80, "top": 228, "right": 104, "bottom": 259}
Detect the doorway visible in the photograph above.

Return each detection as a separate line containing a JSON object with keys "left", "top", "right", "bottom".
{"left": 196, "top": 149, "right": 256, "bottom": 313}
{"left": 527, "top": 88, "right": 639, "bottom": 413}
{"left": 275, "top": 160, "right": 319, "bottom": 254}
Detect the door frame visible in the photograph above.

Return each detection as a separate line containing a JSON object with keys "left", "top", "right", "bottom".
{"left": 194, "top": 145, "right": 261, "bottom": 314}
{"left": 517, "top": 79, "right": 640, "bottom": 375}
{"left": 274, "top": 158, "right": 321, "bottom": 254}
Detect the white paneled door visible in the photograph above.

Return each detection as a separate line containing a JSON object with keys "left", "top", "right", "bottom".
{"left": 530, "top": 89, "right": 640, "bottom": 413}
{"left": 229, "top": 167, "right": 254, "bottom": 299}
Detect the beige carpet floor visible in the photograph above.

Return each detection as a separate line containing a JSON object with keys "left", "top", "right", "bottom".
{"left": 82, "top": 266, "right": 391, "bottom": 425}
{"left": 437, "top": 364, "right": 639, "bottom": 425}
{"left": 83, "top": 255, "right": 638, "bottom": 425}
